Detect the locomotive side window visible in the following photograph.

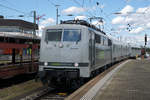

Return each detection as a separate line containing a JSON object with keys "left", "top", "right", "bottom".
{"left": 63, "top": 29, "right": 81, "bottom": 42}
{"left": 103, "top": 37, "right": 108, "bottom": 46}
{"left": 46, "top": 29, "right": 62, "bottom": 41}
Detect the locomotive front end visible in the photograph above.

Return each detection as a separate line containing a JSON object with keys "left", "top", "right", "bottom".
{"left": 38, "top": 25, "right": 89, "bottom": 88}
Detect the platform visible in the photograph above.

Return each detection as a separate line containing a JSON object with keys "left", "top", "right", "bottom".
{"left": 65, "top": 58, "right": 150, "bottom": 100}
{"left": 92, "top": 58, "right": 150, "bottom": 100}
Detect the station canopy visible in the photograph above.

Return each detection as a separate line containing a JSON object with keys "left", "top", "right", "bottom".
{"left": 0, "top": 19, "right": 38, "bottom": 30}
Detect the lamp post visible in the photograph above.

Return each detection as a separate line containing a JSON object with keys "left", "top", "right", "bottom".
{"left": 55, "top": 5, "right": 60, "bottom": 25}
{"left": 145, "top": 34, "right": 147, "bottom": 46}
{"left": 145, "top": 34, "right": 147, "bottom": 55}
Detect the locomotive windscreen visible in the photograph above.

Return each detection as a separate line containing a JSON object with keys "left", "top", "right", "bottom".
{"left": 46, "top": 29, "right": 62, "bottom": 41}
{"left": 63, "top": 29, "right": 81, "bottom": 42}
{"left": 46, "top": 29, "right": 81, "bottom": 42}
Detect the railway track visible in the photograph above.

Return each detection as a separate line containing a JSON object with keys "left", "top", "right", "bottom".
{"left": 0, "top": 73, "right": 37, "bottom": 88}
{"left": 20, "top": 87, "right": 69, "bottom": 100}
{"left": 20, "top": 60, "right": 127, "bottom": 100}
{"left": 38, "top": 93, "right": 66, "bottom": 100}
{"left": 0, "top": 60, "right": 38, "bottom": 66}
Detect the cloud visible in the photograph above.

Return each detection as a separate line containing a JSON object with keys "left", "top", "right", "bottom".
{"left": 127, "top": 35, "right": 145, "bottom": 46}
{"left": 136, "top": 7, "right": 148, "bottom": 14}
{"left": 75, "top": 16, "right": 86, "bottom": 20}
{"left": 112, "top": 16, "right": 125, "bottom": 24}
{"left": 99, "top": 4, "right": 105, "bottom": 9}
{"left": 115, "top": 35, "right": 145, "bottom": 46}
{"left": 146, "top": 23, "right": 150, "bottom": 28}
{"left": 62, "top": 6, "right": 86, "bottom": 15}
{"left": 112, "top": 16, "right": 135, "bottom": 25}
{"left": 125, "top": 17, "right": 134, "bottom": 23}
{"left": 118, "top": 25, "right": 127, "bottom": 29}
{"left": 38, "top": 18, "right": 55, "bottom": 37}
{"left": 110, "top": 5, "right": 150, "bottom": 46}
{"left": 92, "top": 20, "right": 104, "bottom": 26}
{"left": 40, "top": 18, "right": 55, "bottom": 26}
{"left": 39, "top": 25, "right": 45, "bottom": 31}
{"left": 129, "top": 27, "right": 144, "bottom": 34}
{"left": 120, "top": 5, "right": 134, "bottom": 15}
{"left": 39, "top": 18, "right": 55, "bottom": 30}
{"left": 111, "top": 5, "right": 150, "bottom": 35}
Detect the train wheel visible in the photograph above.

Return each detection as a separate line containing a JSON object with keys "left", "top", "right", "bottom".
{"left": 41, "top": 77, "right": 48, "bottom": 86}
{"left": 71, "top": 79, "right": 80, "bottom": 90}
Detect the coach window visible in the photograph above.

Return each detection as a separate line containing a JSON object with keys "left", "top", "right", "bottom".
{"left": 95, "top": 34, "right": 101, "bottom": 44}
{"left": 108, "top": 39, "right": 112, "bottom": 46}
{"left": 106, "top": 38, "right": 108, "bottom": 46}
{"left": 63, "top": 29, "right": 81, "bottom": 42}
{"left": 104, "top": 37, "right": 108, "bottom": 46}
{"left": 46, "top": 29, "right": 62, "bottom": 41}
{"left": 103, "top": 37, "right": 106, "bottom": 45}
{"left": 101, "top": 36, "right": 103, "bottom": 45}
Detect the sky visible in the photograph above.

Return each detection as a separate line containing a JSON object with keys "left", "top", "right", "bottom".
{"left": 0, "top": 0, "right": 150, "bottom": 47}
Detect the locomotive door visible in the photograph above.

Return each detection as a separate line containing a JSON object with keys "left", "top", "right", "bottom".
{"left": 45, "top": 29, "right": 62, "bottom": 61}
{"left": 89, "top": 31, "right": 95, "bottom": 67}
{"left": 60, "top": 29, "right": 81, "bottom": 62}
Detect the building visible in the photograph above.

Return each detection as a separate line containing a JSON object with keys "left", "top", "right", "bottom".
{"left": 0, "top": 17, "right": 38, "bottom": 36}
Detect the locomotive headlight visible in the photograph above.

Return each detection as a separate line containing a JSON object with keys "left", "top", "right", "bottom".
{"left": 44, "top": 62, "right": 48, "bottom": 66}
{"left": 39, "top": 66, "right": 44, "bottom": 71}
{"left": 59, "top": 43, "right": 63, "bottom": 48}
{"left": 74, "top": 63, "right": 79, "bottom": 67}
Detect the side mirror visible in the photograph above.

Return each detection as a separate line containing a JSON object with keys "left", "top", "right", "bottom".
{"left": 45, "top": 39, "right": 48, "bottom": 44}
{"left": 45, "top": 36, "right": 48, "bottom": 44}
{"left": 76, "top": 39, "right": 80, "bottom": 44}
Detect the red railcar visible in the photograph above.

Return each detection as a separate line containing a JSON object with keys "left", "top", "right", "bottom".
{"left": 0, "top": 18, "right": 40, "bottom": 79}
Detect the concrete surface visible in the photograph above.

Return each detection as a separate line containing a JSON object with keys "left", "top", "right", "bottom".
{"left": 93, "top": 58, "right": 150, "bottom": 100}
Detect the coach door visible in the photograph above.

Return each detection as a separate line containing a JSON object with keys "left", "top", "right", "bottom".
{"left": 108, "top": 39, "right": 113, "bottom": 63}
{"left": 89, "top": 31, "right": 95, "bottom": 67}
